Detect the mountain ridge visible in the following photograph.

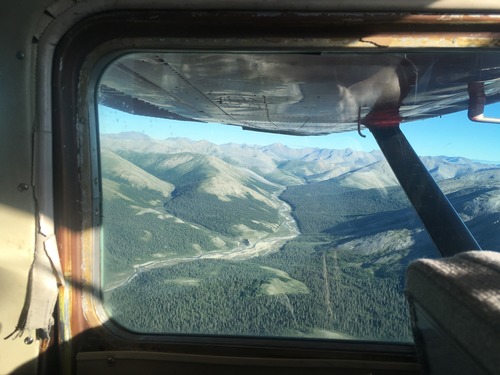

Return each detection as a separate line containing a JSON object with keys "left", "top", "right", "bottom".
{"left": 101, "top": 132, "right": 495, "bottom": 188}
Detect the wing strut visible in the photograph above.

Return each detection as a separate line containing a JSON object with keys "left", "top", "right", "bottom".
{"left": 368, "top": 120, "right": 481, "bottom": 257}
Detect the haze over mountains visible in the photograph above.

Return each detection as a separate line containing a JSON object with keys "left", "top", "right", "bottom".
{"left": 102, "top": 131, "right": 497, "bottom": 185}
{"left": 101, "top": 132, "right": 500, "bottom": 341}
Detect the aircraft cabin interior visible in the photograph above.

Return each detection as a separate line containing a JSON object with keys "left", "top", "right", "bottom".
{"left": 1, "top": 0, "right": 500, "bottom": 374}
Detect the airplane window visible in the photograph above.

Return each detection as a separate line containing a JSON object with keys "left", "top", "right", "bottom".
{"left": 95, "top": 52, "right": 500, "bottom": 343}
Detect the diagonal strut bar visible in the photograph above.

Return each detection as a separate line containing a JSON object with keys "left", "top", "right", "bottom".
{"left": 368, "top": 122, "right": 481, "bottom": 257}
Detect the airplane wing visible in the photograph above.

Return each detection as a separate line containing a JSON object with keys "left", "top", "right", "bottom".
{"left": 98, "top": 52, "right": 500, "bottom": 135}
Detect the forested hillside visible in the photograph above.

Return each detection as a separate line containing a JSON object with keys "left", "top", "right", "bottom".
{"left": 100, "top": 133, "right": 500, "bottom": 342}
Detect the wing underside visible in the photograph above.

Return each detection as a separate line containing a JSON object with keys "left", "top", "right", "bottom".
{"left": 99, "top": 52, "right": 500, "bottom": 135}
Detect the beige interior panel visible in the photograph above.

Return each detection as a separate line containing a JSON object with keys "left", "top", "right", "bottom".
{"left": 0, "top": 0, "right": 56, "bottom": 373}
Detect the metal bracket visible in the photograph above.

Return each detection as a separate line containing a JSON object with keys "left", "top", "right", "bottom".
{"left": 468, "top": 81, "right": 500, "bottom": 124}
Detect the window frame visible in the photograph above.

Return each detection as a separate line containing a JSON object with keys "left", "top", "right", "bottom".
{"left": 51, "top": 9, "right": 500, "bottom": 371}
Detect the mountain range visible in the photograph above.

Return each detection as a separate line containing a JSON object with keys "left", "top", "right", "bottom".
{"left": 100, "top": 131, "right": 500, "bottom": 340}
{"left": 101, "top": 132, "right": 498, "bottom": 185}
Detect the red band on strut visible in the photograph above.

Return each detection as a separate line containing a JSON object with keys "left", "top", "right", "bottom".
{"left": 362, "top": 109, "right": 402, "bottom": 128}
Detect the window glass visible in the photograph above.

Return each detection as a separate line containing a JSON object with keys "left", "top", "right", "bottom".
{"left": 402, "top": 109, "right": 500, "bottom": 252}
{"left": 96, "top": 52, "right": 500, "bottom": 342}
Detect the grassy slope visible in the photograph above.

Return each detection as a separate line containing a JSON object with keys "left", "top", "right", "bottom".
{"left": 102, "top": 149, "right": 284, "bottom": 283}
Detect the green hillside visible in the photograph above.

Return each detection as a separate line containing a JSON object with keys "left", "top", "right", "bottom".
{"left": 106, "top": 254, "right": 412, "bottom": 341}
{"left": 164, "top": 191, "right": 280, "bottom": 237}
{"left": 104, "top": 173, "right": 428, "bottom": 341}
{"left": 280, "top": 180, "right": 409, "bottom": 234}
{"left": 100, "top": 135, "right": 499, "bottom": 343}
{"left": 101, "top": 148, "right": 286, "bottom": 286}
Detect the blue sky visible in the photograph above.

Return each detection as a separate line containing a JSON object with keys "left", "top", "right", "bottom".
{"left": 98, "top": 103, "right": 500, "bottom": 162}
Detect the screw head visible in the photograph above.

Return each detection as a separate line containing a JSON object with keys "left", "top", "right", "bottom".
{"left": 17, "top": 183, "right": 29, "bottom": 192}
{"left": 16, "top": 51, "right": 25, "bottom": 60}
{"left": 106, "top": 357, "right": 116, "bottom": 367}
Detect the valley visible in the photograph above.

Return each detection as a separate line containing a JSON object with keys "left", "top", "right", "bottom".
{"left": 104, "top": 191, "right": 299, "bottom": 292}
{"left": 100, "top": 132, "right": 500, "bottom": 342}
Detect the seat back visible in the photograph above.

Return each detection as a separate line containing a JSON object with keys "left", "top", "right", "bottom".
{"left": 406, "top": 251, "right": 500, "bottom": 375}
